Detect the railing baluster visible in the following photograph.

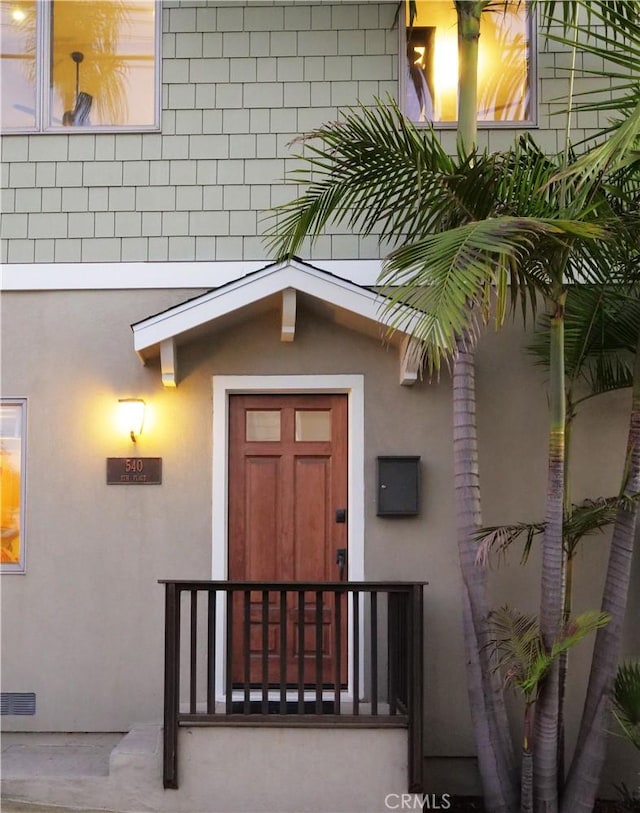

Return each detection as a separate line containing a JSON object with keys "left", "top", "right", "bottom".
{"left": 207, "top": 589, "right": 216, "bottom": 714}
{"left": 398, "top": 592, "right": 408, "bottom": 712}
{"left": 352, "top": 589, "right": 359, "bottom": 716}
{"left": 297, "top": 589, "right": 305, "bottom": 713}
{"left": 315, "top": 590, "right": 323, "bottom": 714}
{"left": 333, "top": 589, "right": 341, "bottom": 715}
{"left": 388, "top": 591, "right": 398, "bottom": 715}
{"left": 190, "top": 589, "right": 197, "bottom": 714}
{"left": 408, "top": 585, "right": 424, "bottom": 792}
{"left": 279, "top": 589, "right": 287, "bottom": 714}
{"left": 371, "top": 591, "right": 378, "bottom": 716}
{"left": 243, "top": 589, "right": 251, "bottom": 713}
{"left": 261, "top": 590, "right": 269, "bottom": 714}
{"left": 225, "top": 589, "right": 233, "bottom": 715}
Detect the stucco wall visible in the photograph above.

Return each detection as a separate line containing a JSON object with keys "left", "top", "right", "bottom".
{"left": 1, "top": 288, "right": 638, "bottom": 794}
{"left": 0, "top": 1, "right": 615, "bottom": 266}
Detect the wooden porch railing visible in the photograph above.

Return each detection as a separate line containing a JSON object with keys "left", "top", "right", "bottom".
{"left": 160, "top": 580, "right": 425, "bottom": 792}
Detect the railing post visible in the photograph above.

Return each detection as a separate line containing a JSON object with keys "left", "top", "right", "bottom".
{"left": 163, "top": 582, "right": 180, "bottom": 789}
{"left": 407, "top": 584, "right": 424, "bottom": 792}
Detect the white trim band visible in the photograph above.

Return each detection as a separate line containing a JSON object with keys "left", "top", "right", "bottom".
{"left": 0, "top": 260, "right": 384, "bottom": 291}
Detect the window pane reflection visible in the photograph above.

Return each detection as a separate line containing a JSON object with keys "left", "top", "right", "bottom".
{"left": 295, "top": 411, "right": 331, "bottom": 442}
{"left": 50, "top": 0, "right": 156, "bottom": 128}
{"left": 0, "top": 1, "right": 37, "bottom": 130}
{"left": 246, "top": 411, "right": 281, "bottom": 442}
{"left": 1, "top": 402, "right": 24, "bottom": 570}
{"left": 405, "top": 0, "right": 531, "bottom": 123}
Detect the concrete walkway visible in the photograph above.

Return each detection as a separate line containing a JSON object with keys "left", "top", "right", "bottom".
{"left": 1, "top": 732, "right": 125, "bottom": 813}
{"left": 2, "top": 733, "right": 123, "bottom": 780}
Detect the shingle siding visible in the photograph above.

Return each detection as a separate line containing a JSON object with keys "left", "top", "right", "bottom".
{"left": 0, "top": 2, "right": 613, "bottom": 265}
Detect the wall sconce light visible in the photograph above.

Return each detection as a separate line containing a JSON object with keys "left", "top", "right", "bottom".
{"left": 118, "top": 398, "right": 145, "bottom": 443}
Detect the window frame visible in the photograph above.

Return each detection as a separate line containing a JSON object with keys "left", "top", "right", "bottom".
{"left": 1, "top": 0, "right": 162, "bottom": 135}
{"left": 400, "top": 0, "right": 538, "bottom": 129}
{"left": 1, "top": 398, "right": 27, "bottom": 575}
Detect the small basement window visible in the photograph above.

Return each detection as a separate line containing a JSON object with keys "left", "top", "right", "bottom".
{"left": 1, "top": 0, "right": 160, "bottom": 133}
{"left": 403, "top": 0, "right": 535, "bottom": 127}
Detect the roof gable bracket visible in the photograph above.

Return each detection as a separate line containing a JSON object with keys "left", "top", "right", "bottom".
{"left": 281, "top": 287, "right": 296, "bottom": 342}
{"left": 399, "top": 336, "right": 421, "bottom": 387}
{"left": 160, "top": 338, "right": 178, "bottom": 388}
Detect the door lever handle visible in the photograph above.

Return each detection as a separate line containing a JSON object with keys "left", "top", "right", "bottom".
{"left": 336, "top": 548, "right": 347, "bottom": 580}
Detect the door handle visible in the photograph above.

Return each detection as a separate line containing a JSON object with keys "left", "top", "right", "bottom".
{"left": 336, "top": 548, "right": 347, "bottom": 580}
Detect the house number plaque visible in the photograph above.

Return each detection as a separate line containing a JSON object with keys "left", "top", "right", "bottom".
{"left": 106, "top": 457, "right": 162, "bottom": 485}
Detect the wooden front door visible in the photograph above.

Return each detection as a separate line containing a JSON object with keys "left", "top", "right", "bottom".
{"left": 228, "top": 394, "right": 348, "bottom": 688}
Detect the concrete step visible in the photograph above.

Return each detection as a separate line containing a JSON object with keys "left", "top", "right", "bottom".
{"left": 2, "top": 723, "right": 408, "bottom": 812}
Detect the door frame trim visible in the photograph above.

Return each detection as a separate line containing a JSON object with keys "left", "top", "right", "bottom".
{"left": 212, "top": 375, "right": 365, "bottom": 701}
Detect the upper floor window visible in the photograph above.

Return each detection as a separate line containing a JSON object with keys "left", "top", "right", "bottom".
{"left": 1, "top": 399, "right": 26, "bottom": 574}
{"left": 404, "top": 0, "right": 535, "bottom": 127}
{"left": 1, "top": 0, "right": 160, "bottom": 133}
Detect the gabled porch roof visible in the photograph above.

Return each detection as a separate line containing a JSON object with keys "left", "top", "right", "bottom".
{"left": 131, "top": 259, "right": 422, "bottom": 387}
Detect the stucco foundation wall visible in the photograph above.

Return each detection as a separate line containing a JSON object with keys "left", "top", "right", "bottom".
{"left": 178, "top": 726, "right": 407, "bottom": 813}
{"left": 1, "top": 288, "right": 638, "bottom": 794}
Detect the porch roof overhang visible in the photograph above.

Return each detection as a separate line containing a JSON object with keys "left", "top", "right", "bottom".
{"left": 132, "top": 259, "right": 423, "bottom": 387}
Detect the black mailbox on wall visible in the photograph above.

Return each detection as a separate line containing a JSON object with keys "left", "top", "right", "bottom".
{"left": 377, "top": 456, "right": 421, "bottom": 516}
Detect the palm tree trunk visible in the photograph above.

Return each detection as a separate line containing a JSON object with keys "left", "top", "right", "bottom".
{"left": 454, "top": 341, "right": 519, "bottom": 813}
{"left": 455, "top": 1, "right": 482, "bottom": 153}
{"left": 522, "top": 701, "right": 535, "bottom": 813}
{"left": 533, "top": 300, "right": 566, "bottom": 813}
{"left": 557, "top": 411, "right": 575, "bottom": 790}
{"left": 561, "top": 335, "right": 640, "bottom": 813}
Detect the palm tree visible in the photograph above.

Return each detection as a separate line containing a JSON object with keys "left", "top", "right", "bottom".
{"left": 488, "top": 607, "right": 610, "bottom": 813}
{"left": 476, "top": 280, "right": 640, "bottom": 793}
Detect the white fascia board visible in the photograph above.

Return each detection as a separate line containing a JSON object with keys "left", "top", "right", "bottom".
{"left": 0, "top": 260, "right": 384, "bottom": 291}
{"left": 133, "top": 262, "right": 415, "bottom": 354}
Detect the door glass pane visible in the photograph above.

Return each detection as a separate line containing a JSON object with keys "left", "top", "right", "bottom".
{"left": 295, "top": 411, "right": 331, "bottom": 442}
{"left": 246, "top": 411, "right": 280, "bottom": 442}
{"left": 0, "top": 0, "right": 37, "bottom": 130}
{"left": 49, "top": 0, "right": 156, "bottom": 128}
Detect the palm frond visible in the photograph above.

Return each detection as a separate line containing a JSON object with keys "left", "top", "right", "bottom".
{"left": 379, "top": 217, "right": 607, "bottom": 370}
{"left": 475, "top": 521, "right": 545, "bottom": 566}
{"left": 528, "top": 284, "right": 640, "bottom": 395}
{"left": 539, "top": 1, "right": 640, "bottom": 115}
{"left": 476, "top": 495, "right": 640, "bottom": 564}
{"left": 488, "top": 606, "right": 609, "bottom": 703}
{"left": 487, "top": 607, "right": 546, "bottom": 700}
{"left": 552, "top": 101, "right": 640, "bottom": 195}
{"left": 264, "top": 99, "right": 464, "bottom": 260}
{"left": 551, "top": 610, "right": 611, "bottom": 661}
{"left": 613, "top": 661, "right": 640, "bottom": 750}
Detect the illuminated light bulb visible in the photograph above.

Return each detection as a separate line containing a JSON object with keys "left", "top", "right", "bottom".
{"left": 118, "top": 398, "right": 145, "bottom": 443}
{"left": 12, "top": 7, "right": 27, "bottom": 22}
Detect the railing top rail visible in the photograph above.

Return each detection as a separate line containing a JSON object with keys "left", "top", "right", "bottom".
{"left": 158, "top": 580, "right": 427, "bottom": 591}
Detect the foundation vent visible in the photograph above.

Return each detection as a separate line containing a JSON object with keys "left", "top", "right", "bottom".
{"left": 0, "top": 692, "right": 36, "bottom": 715}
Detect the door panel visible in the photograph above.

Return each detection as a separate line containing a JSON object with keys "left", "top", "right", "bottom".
{"left": 229, "top": 394, "right": 347, "bottom": 688}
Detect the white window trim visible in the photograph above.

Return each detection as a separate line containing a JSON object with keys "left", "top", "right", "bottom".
{"left": 1, "top": 0, "right": 162, "bottom": 135}
{"left": 211, "top": 375, "right": 365, "bottom": 704}
{"left": 1, "top": 398, "right": 27, "bottom": 575}
{"left": 400, "top": 0, "right": 538, "bottom": 130}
